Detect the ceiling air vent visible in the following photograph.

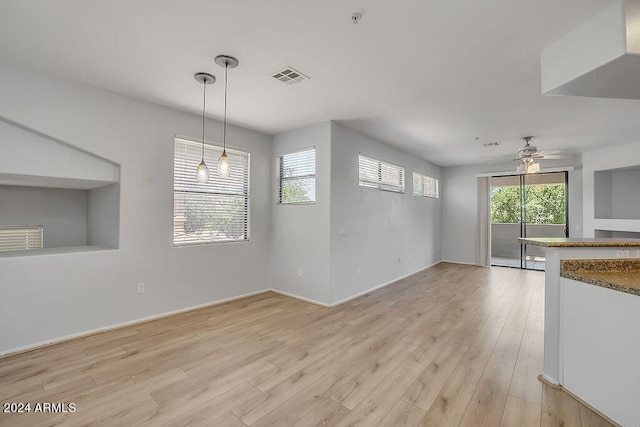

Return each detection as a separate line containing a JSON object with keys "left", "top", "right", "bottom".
{"left": 272, "top": 67, "right": 309, "bottom": 85}
{"left": 483, "top": 142, "right": 501, "bottom": 147}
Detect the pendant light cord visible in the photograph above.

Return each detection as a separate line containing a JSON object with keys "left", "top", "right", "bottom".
{"left": 201, "top": 79, "right": 206, "bottom": 161}
{"left": 223, "top": 64, "right": 228, "bottom": 152}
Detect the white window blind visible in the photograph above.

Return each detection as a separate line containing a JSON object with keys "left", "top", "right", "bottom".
{"left": 279, "top": 148, "right": 316, "bottom": 204}
{"left": 0, "top": 226, "right": 43, "bottom": 252}
{"left": 413, "top": 172, "right": 439, "bottom": 198}
{"left": 174, "top": 138, "right": 250, "bottom": 246}
{"left": 358, "top": 154, "right": 405, "bottom": 193}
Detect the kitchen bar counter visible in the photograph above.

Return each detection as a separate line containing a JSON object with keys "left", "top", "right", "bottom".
{"left": 560, "top": 258, "right": 640, "bottom": 426}
{"left": 523, "top": 238, "right": 640, "bottom": 425}
{"left": 520, "top": 237, "right": 640, "bottom": 248}
{"left": 561, "top": 258, "right": 640, "bottom": 297}
{"left": 515, "top": 237, "right": 640, "bottom": 388}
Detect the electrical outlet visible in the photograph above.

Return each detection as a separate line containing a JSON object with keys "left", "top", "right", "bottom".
{"left": 297, "top": 268, "right": 303, "bottom": 277}
{"left": 356, "top": 267, "right": 361, "bottom": 276}
{"left": 137, "top": 283, "right": 145, "bottom": 294}
{"left": 616, "top": 250, "right": 630, "bottom": 258}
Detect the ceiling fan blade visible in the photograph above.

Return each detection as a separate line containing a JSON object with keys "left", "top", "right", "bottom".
{"left": 486, "top": 158, "right": 517, "bottom": 164}
{"left": 540, "top": 154, "right": 565, "bottom": 159}
{"left": 538, "top": 149, "right": 561, "bottom": 156}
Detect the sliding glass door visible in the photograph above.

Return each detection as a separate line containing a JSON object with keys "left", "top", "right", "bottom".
{"left": 490, "top": 172, "right": 568, "bottom": 270}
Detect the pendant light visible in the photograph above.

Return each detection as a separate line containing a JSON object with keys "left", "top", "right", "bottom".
{"left": 194, "top": 72, "right": 215, "bottom": 183}
{"left": 215, "top": 55, "right": 239, "bottom": 178}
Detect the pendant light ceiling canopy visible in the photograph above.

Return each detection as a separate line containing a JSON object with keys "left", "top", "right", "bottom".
{"left": 194, "top": 72, "right": 215, "bottom": 183}
{"left": 215, "top": 54, "right": 238, "bottom": 178}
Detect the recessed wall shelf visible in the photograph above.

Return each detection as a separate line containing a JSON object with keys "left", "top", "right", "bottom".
{"left": 594, "top": 166, "right": 640, "bottom": 220}
{"left": 0, "top": 117, "right": 120, "bottom": 256}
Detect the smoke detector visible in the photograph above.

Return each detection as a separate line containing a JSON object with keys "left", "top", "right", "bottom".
{"left": 271, "top": 67, "right": 309, "bottom": 85}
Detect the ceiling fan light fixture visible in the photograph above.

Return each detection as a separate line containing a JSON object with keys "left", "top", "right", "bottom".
{"left": 526, "top": 160, "right": 541, "bottom": 173}
{"left": 515, "top": 157, "right": 541, "bottom": 174}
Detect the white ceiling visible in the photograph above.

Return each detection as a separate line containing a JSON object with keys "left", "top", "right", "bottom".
{"left": 1, "top": 0, "right": 638, "bottom": 167}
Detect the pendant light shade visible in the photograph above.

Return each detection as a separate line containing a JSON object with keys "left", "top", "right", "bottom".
{"left": 194, "top": 72, "right": 215, "bottom": 183}
{"left": 217, "top": 150, "right": 230, "bottom": 177}
{"left": 215, "top": 55, "right": 238, "bottom": 178}
{"left": 197, "top": 159, "right": 209, "bottom": 183}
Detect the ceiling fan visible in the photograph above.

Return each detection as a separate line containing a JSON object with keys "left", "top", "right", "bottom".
{"left": 514, "top": 136, "right": 562, "bottom": 173}
{"left": 515, "top": 136, "right": 562, "bottom": 161}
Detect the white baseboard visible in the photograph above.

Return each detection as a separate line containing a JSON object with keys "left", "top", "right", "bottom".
{"left": 269, "top": 289, "right": 331, "bottom": 307}
{"left": 0, "top": 288, "right": 270, "bottom": 357}
{"left": 330, "top": 261, "right": 443, "bottom": 306}
{"left": 441, "top": 259, "right": 481, "bottom": 267}
{"left": 539, "top": 372, "right": 561, "bottom": 387}
{"left": 271, "top": 262, "right": 444, "bottom": 308}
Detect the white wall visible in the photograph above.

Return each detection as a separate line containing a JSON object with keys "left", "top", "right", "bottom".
{"left": 270, "top": 121, "right": 443, "bottom": 306}
{"left": 610, "top": 169, "right": 640, "bottom": 219}
{"left": 583, "top": 140, "right": 640, "bottom": 237}
{"left": 0, "top": 185, "right": 88, "bottom": 248}
{"left": 88, "top": 183, "right": 120, "bottom": 248}
{"left": 329, "top": 122, "right": 442, "bottom": 304}
{"left": 0, "top": 118, "right": 118, "bottom": 186}
{"left": 0, "top": 63, "right": 272, "bottom": 354}
{"left": 442, "top": 160, "right": 583, "bottom": 265}
{"left": 270, "top": 122, "right": 332, "bottom": 305}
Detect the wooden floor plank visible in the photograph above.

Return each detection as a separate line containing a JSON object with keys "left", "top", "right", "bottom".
{"left": 293, "top": 398, "right": 350, "bottom": 426}
{"left": 232, "top": 350, "right": 352, "bottom": 425}
{"left": 508, "top": 338, "right": 543, "bottom": 404}
{"left": 157, "top": 383, "right": 261, "bottom": 427}
{"left": 402, "top": 340, "right": 469, "bottom": 411}
{"left": 541, "top": 383, "right": 583, "bottom": 427}
{"left": 335, "top": 359, "right": 425, "bottom": 426}
{"left": 251, "top": 369, "right": 351, "bottom": 427}
{"left": 459, "top": 361, "right": 513, "bottom": 426}
{"left": 378, "top": 399, "right": 426, "bottom": 427}
{"left": 501, "top": 395, "right": 541, "bottom": 427}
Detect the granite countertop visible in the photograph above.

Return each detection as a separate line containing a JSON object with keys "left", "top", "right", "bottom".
{"left": 560, "top": 258, "right": 640, "bottom": 297}
{"left": 519, "top": 237, "right": 640, "bottom": 248}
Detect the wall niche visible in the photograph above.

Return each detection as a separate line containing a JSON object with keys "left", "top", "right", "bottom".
{"left": 594, "top": 166, "right": 640, "bottom": 220}
{"left": 0, "top": 118, "right": 119, "bottom": 256}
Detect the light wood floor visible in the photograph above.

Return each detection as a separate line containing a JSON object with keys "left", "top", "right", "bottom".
{"left": 0, "top": 263, "right": 615, "bottom": 426}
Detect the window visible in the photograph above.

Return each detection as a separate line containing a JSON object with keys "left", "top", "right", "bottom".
{"left": 358, "top": 154, "right": 405, "bottom": 193}
{"left": 278, "top": 148, "right": 316, "bottom": 204}
{"left": 413, "top": 172, "right": 439, "bottom": 198}
{"left": 0, "top": 226, "right": 43, "bottom": 252}
{"left": 173, "top": 138, "right": 250, "bottom": 246}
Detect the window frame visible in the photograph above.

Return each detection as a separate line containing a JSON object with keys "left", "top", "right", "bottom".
{"left": 278, "top": 147, "right": 316, "bottom": 205}
{"left": 412, "top": 171, "right": 439, "bottom": 198}
{"left": 358, "top": 154, "right": 405, "bottom": 194}
{"left": 173, "top": 137, "right": 250, "bottom": 247}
